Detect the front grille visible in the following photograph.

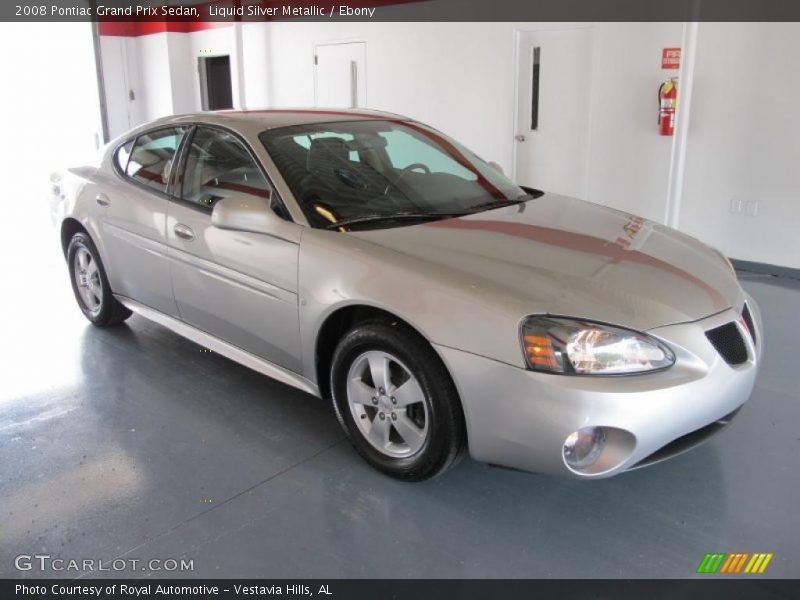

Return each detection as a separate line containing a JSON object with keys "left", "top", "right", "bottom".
{"left": 706, "top": 322, "right": 748, "bottom": 366}
{"left": 742, "top": 303, "right": 757, "bottom": 346}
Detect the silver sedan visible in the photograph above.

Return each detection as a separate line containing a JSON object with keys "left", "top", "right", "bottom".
{"left": 52, "top": 109, "right": 762, "bottom": 480}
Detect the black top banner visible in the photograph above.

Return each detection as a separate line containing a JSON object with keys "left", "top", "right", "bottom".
{"left": 4, "top": 0, "right": 800, "bottom": 23}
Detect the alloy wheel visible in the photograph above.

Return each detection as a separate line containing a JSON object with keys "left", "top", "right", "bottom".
{"left": 346, "top": 350, "right": 430, "bottom": 458}
{"left": 73, "top": 246, "right": 103, "bottom": 316}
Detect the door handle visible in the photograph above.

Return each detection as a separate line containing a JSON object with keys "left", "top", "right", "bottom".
{"left": 514, "top": 134, "right": 526, "bottom": 142}
{"left": 350, "top": 60, "right": 358, "bottom": 108}
{"left": 173, "top": 223, "right": 195, "bottom": 241}
{"left": 96, "top": 193, "right": 110, "bottom": 206}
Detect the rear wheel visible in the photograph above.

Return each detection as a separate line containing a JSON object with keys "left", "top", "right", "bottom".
{"left": 67, "top": 232, "right": 131, "bottom": 326}
{"left": 330, "top": 320, "right": 466, "bottom": 481}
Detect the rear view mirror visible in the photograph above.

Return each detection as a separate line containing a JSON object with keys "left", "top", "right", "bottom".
{"left": 211, "top": 194, "right": 281, "bottom": 235}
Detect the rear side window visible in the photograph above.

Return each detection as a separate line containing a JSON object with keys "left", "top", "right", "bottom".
{"left": 126, "top": 127, "right": 187, "bottom": 193}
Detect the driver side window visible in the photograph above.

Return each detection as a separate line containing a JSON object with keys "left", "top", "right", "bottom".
{"left": 180, "top": 127, "right": 274, "bottom": 211}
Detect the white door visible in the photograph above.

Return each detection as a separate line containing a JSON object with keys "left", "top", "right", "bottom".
{"left": 514, "top": 28, "right": 593, "bottom": 198}
{"left": 314, "top": 42, "right": 367, "bottom": 108}
{"left": 100, "top": 36, "right": 142, "bottom": 137}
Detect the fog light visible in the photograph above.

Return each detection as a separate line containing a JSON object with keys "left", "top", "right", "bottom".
{"left": 563, "top": 427, "right": 607, "bottom": 469}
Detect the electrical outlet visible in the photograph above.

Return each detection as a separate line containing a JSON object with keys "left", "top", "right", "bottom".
{"left": 741, "top": 198, "right": 759, "bottom": 217}
{"left": 729, "top": 197, "right": 759, "bottom": 216}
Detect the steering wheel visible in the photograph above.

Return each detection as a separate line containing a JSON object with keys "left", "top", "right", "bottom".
{"left": 382, "top": 163, "right": 431, "bottom": 196}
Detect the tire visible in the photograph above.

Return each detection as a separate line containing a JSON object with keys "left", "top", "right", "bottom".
{"left": 330, "top": 319, "right": 466, "bottom": 481}
{"left": 67, "top": 231, "right": 131, "bottom": 327}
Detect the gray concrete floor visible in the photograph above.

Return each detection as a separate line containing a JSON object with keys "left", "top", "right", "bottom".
{"left": 1, "top": 207, "right": 798, "bottom": 578}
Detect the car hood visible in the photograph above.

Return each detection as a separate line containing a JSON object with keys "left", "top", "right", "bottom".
{"left": 348, "top": 194, "right": 742, "bottom": 331}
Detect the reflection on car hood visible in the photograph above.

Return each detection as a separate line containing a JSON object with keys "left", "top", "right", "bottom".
{"left": 349, "top": 194, "right": 743, "bottom": 330}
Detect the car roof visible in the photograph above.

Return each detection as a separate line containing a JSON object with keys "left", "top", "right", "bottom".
{"left": 106, "top": 108, "right": 415, "bottom": 156}
{"left": 166, "top": 108, "right": 409, "bottom": 131}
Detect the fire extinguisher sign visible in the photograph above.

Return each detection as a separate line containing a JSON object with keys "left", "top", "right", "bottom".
{"left": 662, "top": 47, "right": 681, "bottom": 70}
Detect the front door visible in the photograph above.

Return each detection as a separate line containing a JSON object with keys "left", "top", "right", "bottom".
{"left": 166, "top": 126, "right": 303, "bottom": 372}
{"left": 314, "top": 42, "right": 367, "bottom": 108}
{"left": 514, "top": 28, "right": 593, "bottom": 198}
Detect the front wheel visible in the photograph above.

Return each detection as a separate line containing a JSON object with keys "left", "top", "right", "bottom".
{"left": 67, "top": 232, "right": 131, "bottom": 326}
{"left": 330, "top": 320, "right": 466, "bottom": 481}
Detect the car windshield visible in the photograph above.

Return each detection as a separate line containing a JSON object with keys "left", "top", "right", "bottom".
{"left": 259, "top": 119, "right": 532, "bottom": 230}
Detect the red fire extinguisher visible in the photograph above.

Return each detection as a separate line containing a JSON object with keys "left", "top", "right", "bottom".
{"left": 658, "top": 77, "right": 678, "bottom": 136}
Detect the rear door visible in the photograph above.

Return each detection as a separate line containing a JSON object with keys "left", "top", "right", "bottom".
{"left": 102, "top": 126, "right": 188, "bottom": 315}
{"left": 166, "top": 125, "right": 303, "bottom": 372}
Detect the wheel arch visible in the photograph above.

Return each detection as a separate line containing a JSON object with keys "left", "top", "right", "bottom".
{"left": 60, "top": 217, "right": 89, "bottom": 257}
{"left": 313, "top": 305, "right": 461, "bottom": 406}
{"left": 314, "top": 303, "right": 470, "bottom": 453}
{"left": 315, "top": 305, "right": 406, "bottom": 400}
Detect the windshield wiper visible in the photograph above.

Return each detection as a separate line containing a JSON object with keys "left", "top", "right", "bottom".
{"left": 325, "top": 211, "right": 463, "bottom": 230}
{"left": 326, "top": 192, "right": 540, "bottom": 230}
{"left": 466, "top": 194, "right": 536, "bottom": 215}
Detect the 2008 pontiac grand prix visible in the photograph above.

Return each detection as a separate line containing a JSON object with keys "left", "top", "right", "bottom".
{"left": 51, "top": 109, "right": 762, "bottom": 480}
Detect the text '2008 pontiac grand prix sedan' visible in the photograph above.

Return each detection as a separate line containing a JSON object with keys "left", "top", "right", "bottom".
{"left": 51, "top": 108, "right": 762, "bottom": 480}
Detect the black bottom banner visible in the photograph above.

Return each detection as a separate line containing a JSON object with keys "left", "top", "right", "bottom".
{"left": 4, "top": 579, "right": 800, "bottom": 600}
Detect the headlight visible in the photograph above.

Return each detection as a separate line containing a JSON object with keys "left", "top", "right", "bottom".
{"left": 520, "top": 316, "right": 675, "bottom": 375}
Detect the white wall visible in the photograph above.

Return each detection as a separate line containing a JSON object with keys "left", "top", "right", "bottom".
{"left": 0, "top": 22, "right": 104, "bottom": 265}
{"left": 99, "top": 36, "right": 132, "bottom": 135}
{"left": 241, "top": 24, "right": 271, "bottom": 108}
{"left": 679, "top": 23, "right": 800, "bottom": 268}
{"left": 585, "top": 23, "right": 683, "bottom": 221}
{"left": 166, "top": 32, "right": 195, "bottom": 114}
{"left": 101, "top": 26, "right": 240, "bottom": 138}
{"left": 134, "top": 33, "right": 174, "bottom": 120}
{"left": 1, "top": 23, "right": 103, "bottom": 172}
{"left": 98, "top": 21, "right": 799, "bottom": 268}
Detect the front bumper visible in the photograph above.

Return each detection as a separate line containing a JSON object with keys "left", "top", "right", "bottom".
{"left": 436, "top": 297, "right": 762, "bottom": 478}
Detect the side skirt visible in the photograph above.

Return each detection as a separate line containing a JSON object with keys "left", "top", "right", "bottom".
{"left": 115, "top": 295, "right": 320, "bottom": 397}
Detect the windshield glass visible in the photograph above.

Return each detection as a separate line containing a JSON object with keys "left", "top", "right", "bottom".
{"left": 259, "top": 119, "right": 529, "bottom": 229}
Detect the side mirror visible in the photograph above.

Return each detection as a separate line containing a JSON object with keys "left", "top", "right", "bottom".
{"left": 211, "top": 194, "right": 281, "bottom": 235}
{"left": 488, "top": 161, "right": 504, "bottom": 175}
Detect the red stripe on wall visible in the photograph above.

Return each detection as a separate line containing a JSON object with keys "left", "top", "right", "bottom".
{"left": 98, "top": 0, "right": 426, "bottom": 36}
{"left": 97, "top": 21, "right": 230, "bottom": 36}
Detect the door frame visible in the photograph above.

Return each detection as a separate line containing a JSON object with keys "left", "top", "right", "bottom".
{"left": 312, "top": 39, "right": 368, "bottom": 108}
{"left": 511, "top": 25, "right": 596, "bottom": 189}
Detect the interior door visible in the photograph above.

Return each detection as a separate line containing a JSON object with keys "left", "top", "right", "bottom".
{"left": 166, "top": 126, "right": 303, "bottom": 372}
{"left": 199, "top": 55, "right": 233, "bottom": 111}
{"left": 314, "top": 42, "right": 367, "bottom": 108}
{"left": 514, "top": 28, "right": 593, "bottom": 198}
{"left": 102, "top": 127, "right": 188, "bottom": 316}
